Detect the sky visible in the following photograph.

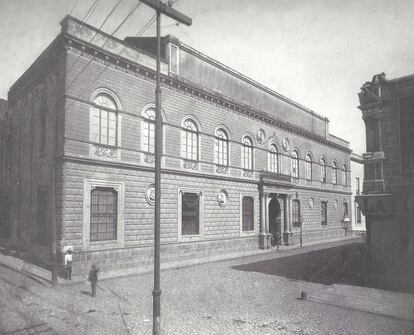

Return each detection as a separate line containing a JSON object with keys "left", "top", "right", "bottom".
{"left": 1, "top": 0, "right": 413, "bottom": 155}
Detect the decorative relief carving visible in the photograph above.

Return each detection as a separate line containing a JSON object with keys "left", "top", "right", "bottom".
{"left": 309, "top": 197, "right": 314, "bottom": 209}
{"left": 94, "top": 145, "right": 117, "bottom": 159}
{"left": 145, "top": 184, "right": 155, "bottom": 205}
{"left": 217, "top": 189, "right": 229, "bottom": 207}
{"left": 243, "top": 170, "right": 253, "bottom": 178}
{"left": 183, "top": 159, "right": 199, "bottom": 170}
{"left": 216, "top": 165, "right": 229, "bottom": 174}
{"left": 282, "top": 137, "right": 290, "bottom": 152}
{"left": 257, "top": 129, "right": 266, "bottom": 144}
{"left": 144, "top": 153, "right": 155, "bottom": 163}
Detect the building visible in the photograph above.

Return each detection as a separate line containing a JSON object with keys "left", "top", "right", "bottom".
{"left": 357, "top": 73, "right": 414, "bottom": 291}
{"left": 350, "top": 153, "right": 365, "bottom": 232}
{"left": 0, "top": 16, "right": 352, "bottom": 276}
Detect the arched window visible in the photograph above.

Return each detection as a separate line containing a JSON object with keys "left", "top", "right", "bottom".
{"left": 305, "top": 154, "right": 312, "bottom": 180}
{"left": 291, "top": 150, "right": 299, "bottom": 178}
{"left": 142, "top": 108, "right": 155, "bottom": 154}
{"left": 181, "top": 118, "right": 198, "bottom": 161}
{"left": 214, "top": 128, "right": 228, "bottom": 166}
{"left": 320, "top": 158, "right": 326, "bottom": 183}
{"left": 269, "top": 144, "right": 278, "bottom": 173}
{"left": 332, "top": 161, "right": 337, "bottom": 184}
{"left": 342, "top": 164, "right": 348, "bottom": 186}
{"left": 90, "top": 93, "right": 118, "bottom": 146}
{"left": 242, "top": 136, "right": 253, "bottom": 170}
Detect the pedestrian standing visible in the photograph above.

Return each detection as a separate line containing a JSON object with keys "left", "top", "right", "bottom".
{"left": 88, "top": 265, "right": 98, "bottom": 297}
{"left": 64, "top": 249, "right": 73, "bottom": 280}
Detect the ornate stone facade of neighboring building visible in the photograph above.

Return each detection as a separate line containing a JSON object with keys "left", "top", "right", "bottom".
{"left": 0, "top": 16, "right": 352, "bottom": 276}
{"left": 357, "top": 73, "right": 414, "bottom": 291}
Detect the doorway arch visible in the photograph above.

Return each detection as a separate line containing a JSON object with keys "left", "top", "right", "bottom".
{"left": 268, "top": 197, "right": 281, "bottom": 246}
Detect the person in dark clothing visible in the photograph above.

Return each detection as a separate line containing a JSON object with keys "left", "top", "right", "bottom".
{"left": 88, "top": 265, "right": 98, "bottom": 297}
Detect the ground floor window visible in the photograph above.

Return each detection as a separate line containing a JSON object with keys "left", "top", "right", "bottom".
{"left": 181, "top": 192, "right": 200, "bottom": 235}
{"left": 90, "top": 187, "right": 118, "bottom": 242}
{"left": 321, "top": 201, "right": 327, "bottom": 225}
{"left": 343, "top": 201, "right": 348, "bottom": 218}
{"left": 242, "top": 196, "right": 254, "bottom": 231}
{"left": 292, "top": 199, "right": 301, "bottom": 227}
{"left": 356, "top": 204, "right": 362, "bottom": 224}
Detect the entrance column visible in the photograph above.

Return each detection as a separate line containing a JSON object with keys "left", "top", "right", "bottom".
{"left": 259, "top": 190, "right": 267, "bottom": 249}
{"left": 264, "top": 194, "right": 270, "bottom": 249}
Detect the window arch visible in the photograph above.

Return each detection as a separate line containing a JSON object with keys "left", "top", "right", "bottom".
{"left": 142, "top": 107, "right": 155, "bottom": 154}
{"left": 305, "top": 153, "right": 312, "bottom": 180}
{"left": 268, "top": 144, "right": 278, "bottom": 173}
{"left": 291, "top": 150, "right": 299, "bottom": 178}
{"left": 242, "top": 136, "right": 253, "bottom": 170}
{"left": 90, "top": 92, "right": 118, "bottom": 146}
{"left": 320, "top": 158, "right": 326, "bottom": 183}
{"left": 214, "top": 128, "right": 229, "bottom": 166}
{"left": 181, "top": 118, "right": 199, "bottom": 161}
{"left": 332, "top": 161, "right": 337, "bottom": 184}
{"left": 342, "top": 164, "right": 348, "bottom": 186}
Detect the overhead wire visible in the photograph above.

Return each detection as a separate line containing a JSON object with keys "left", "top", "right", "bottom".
{"left": 69, "top": 0, "right": 80, "bottom": 15}
{"left": 66, "top": 0, "right": 124, "bottom": 76}
{"left": 65, "top": 4, "right": 156, "bottom": 112}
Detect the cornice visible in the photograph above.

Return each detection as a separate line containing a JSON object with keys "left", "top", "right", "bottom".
{"left": 63, "top": 35, "right": 351, "bottom": 154}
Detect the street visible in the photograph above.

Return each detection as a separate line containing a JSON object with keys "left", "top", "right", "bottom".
{"left": 1, "top": 241, "right": 413, "bottom": 335}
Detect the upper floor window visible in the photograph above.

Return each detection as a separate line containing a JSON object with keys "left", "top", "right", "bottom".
{"left": 242, "top": 136, "right": 253, "bottom": 170}
{"left": 305, "top": 154, "right": 312, "bottom": 180}
{"left": 142, "top": 108, "right": 155, "bottom": 154}
{"left": 320, "top": 158, "right": 326, "bottom": 183}
{"left": 269, "top": 144, "right": 278, "bottom": 173}
{"left": 181, "top": 118, "right": 199, "bottom": 161}
{"left": 291, "top": 150, "right": 299, "bottom": 178}
{"left": 214, "top": 128, "right": 229, "bottom": 166}
{"left": 342, "top": 164, "right": 347, "bottom": 186}
{"left": 90, "top": 93, "right": 118, "bottom": 146}
{"left": 332, "top": 161, "right": 337, "bottom": 184}
{"left": 170, "top": 44, "right": 179, "bottom": 74}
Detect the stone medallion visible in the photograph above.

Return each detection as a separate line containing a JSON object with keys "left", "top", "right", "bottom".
{"left": 217, "top": 189, "right": 229, "bottom": 207}
{"left": 145, "top": 184, "right": 155, "bottom": 205}
{"left": 282, "top": 137, "right": 290, "bottom": 152}
{"left": 257, "top": 129, "right": 266, "bottom": 144}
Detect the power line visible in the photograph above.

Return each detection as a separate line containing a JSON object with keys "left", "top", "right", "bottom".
{"left": 69, "top": 0, "right": 80, "bottom": 15}
{"left": 66, "top": 1, "right": 146, "bottom": 92}
{"left": 65, "top": 11, "right": 156, "bottom": 109}
{"left": 66, "top": 0, "right": 124, "bottom": 76}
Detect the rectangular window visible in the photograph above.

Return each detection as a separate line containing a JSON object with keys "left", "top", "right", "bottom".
{"left": 170, "top": 44, "right": 179, "bottom": 74}
{"left": 292, "top": 199, "right": 300, "bottom": 227}
{"left": 356, "top": 205, "right": 362, "bottom": 224}
{"left": 90, "top": 187, "right": 118, "bottom": 241}
{"left": 343, "top": 202, "right": 348, "bottom": 217}
{"left": 356, "top": 177, "right": 360, "bottom": 195}
{"left": 36, "top": 187, "right": 49, "bottom": 245}
{"left": 242, "top": 196, "right": 254, "bottom": 231}
{"left": 321, "top": 201, "right": 327, "bottom": 225}
{"left": 181, "top": 192, "right": 200, "bottom": 235}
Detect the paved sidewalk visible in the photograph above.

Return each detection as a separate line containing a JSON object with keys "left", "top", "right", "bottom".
{"left": 309, "top": 284, "right": 414, "bottom": 322}
{"left": 0, "top": 236, "right": 360, "bottom": 284}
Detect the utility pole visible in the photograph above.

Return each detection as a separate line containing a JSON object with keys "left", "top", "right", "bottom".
{"left": 138, "top": 1, "right": 191, "bottom": 334}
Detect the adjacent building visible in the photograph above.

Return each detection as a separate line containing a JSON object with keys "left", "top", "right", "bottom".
{"left": 357, "top": 73, "right": 414, "bottom": 291}
{"left": 0, "top": 16, "right": 352, "bottom": 276}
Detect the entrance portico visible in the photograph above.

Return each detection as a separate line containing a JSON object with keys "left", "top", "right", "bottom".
{"left": 259, "top": 172, "right": 294, "bottom": 249}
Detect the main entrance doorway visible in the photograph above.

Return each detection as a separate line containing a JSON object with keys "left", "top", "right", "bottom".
{"left": 268, "top": 197, "right": 281, "bottom": 246}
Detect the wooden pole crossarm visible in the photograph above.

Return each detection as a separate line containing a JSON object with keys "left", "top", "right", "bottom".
{"left": 139, "top": 0, "right": 192, "bottom": 26}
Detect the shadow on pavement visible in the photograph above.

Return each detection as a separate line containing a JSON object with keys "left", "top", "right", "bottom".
{"left": 232, "top": 243, "right": 365, "bottom": 286}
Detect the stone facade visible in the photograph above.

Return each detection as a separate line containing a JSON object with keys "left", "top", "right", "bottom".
{"left": 0, "top": 16, "right": 352, "bottom": 276}
{"left": 357, "top": 73, "right": 414, "bottom": 291}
